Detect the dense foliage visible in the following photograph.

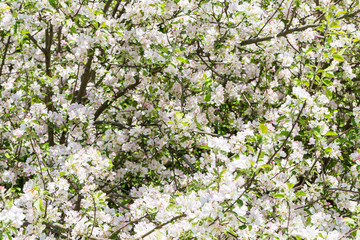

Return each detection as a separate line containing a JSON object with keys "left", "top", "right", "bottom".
{"left": 1, "top": 0, "right": 360, "bottom": 239}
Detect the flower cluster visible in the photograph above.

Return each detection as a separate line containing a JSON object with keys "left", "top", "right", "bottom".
{"left": 1, "top": 0, "right": 360, "bottom": 239}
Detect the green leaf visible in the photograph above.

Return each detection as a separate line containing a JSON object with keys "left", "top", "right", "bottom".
{"left": 325, "top": 131, "right": 337, "bottom": 136}
{"left": 71, "top": 162, "right": 79, "bottom": 168}
{"left": 330, "top": 21, "right": 341, "bottom": 29}
{"left": 239, "top": 225, "right": 247, "bottom": 230}
{"left": 287, "top": 183, "right": 294, "bottom": 189}
{"left": 228, "top": 210, "right": 238, "bottom": 216}
{"left": 70, "top": 25, "right": 77, "bottom": 34}
{"left": 277, "top": 115, "right": 287, "bottom": 121}
{"left": 176, "top": 57, "right": 189, "bottom": 64}
{"left": 159, "top": 46, "right": 169, "bottom": 54}
{"left": 324, "top": 86, "right": 332, "bottom": 99}
{"left": 344, "top": 217, "right": 355, "bottom": 225}
{"left": 280, "top": 130, "right": 289, "bottom": 136}
{"left": 48, "top": 0, "right": 57, "bottom": 8}
{"left": 323, "top": 79, "right": 332, "bottom": 86}
{"left": 295, "top": 191, "right": 306, "bottom": 197}
{"left": 306, "top": 72, "right": 314, "bottom": 78}
{"left": 336, "top": 10, "right": 347, "bottom": 16}
{"left": 14, "top": 22, "right": 18, "bottom": 34}
{"left": 260, "top": 124, "right": 268, "bottom": 134}
{"left": 45, "top": 195, "right": 54, "bottom": 201}
{"left": 260, "top": 164, "right": 272, "bottom": 169}
{"left": 325, "top": 147, "right": 332, "bottom": 153}
{"left": 34, "top": 199, "right": 45, "bottom": 212}
{"left": 91, "top": 21, "right": 99, "bottom": 29}
{"left": 236, "top": 199, "right": 243, "bottom": 207}
{"left": 274, "top": 193, "right": 285, "bottom": 198}
{"left": 333, "top": 54, "right": 344, "bottom": 61}
{"left": 200, "top": 145, "right": 210, "bottom": 149}
{"left": 204, "top": 94, "right": 211, "bottom": 102}
{"left": 316, "top": 25, "right": 324, "bottom": 31}
{"left": 175, "top": 112, "right": 184, "bottom": 119}
{"left": 108, "top": 160, "right": 114, "bottom": 170}
{"left": 6, "top": 232, "right": 13, "bottom": 240}
{"left": 313, "top": 127, "right": 321, "bottom": 133}
{"left": 228, "top": 228, "right": 237, "bottom": 236}
{"left": 324, "top": 72, "right": 334, "bottom": 78}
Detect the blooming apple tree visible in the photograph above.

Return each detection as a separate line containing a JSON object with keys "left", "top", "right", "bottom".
{"left": 1, "top": 0, "right": 360, "bottom": 239}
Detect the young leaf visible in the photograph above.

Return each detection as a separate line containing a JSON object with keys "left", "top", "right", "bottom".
{"left": 325, "top": 131, "right": 337, "bottom": 136}
{"left": 287, "top": 183, "right": 294, "bottom": 189}
{"left": 274, "top": 193, "right": 285, "bottom": 198}
{"left": 204, "top": 94, "right": 211, "bottom": 102}
{"left": 333, "top": 54, "right": 344, "bottom": 61}
{"left": 295, "top": 191, "right": 306, "bottom": 197}
{"left": 324, "top": 87, "right": 332, "bottom": 99}
{"left": 48, "top": 0, "right": 57, "bottom": 8}
{"left": 260, "top": 124, "right": 268, "bottom": 134}
{"left": 176, "top": 57, "right": 190, "bottom": 64}
{"left": 34, "top": 199, "right": 45, "bottom": 212}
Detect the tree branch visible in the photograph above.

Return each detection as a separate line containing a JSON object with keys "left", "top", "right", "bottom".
{"left": 139, "top": 213, "right": 187, "bottom": 239}
{"left": 107, "top": 215, "right": 148, "bottom": 239}
{"left": 103, "top": 0, "right": 113, "bottom": 15}
{"left": 267, "top": 101, "right": 306, "bottom": 164}
{"left": 94, "top": 78, "right": 140, "bottom": 120}
{"left": 75, "top": 49, "right": 95, "bottom": 103}
{"left": 27, "top": 33, "right": 46, "bottom": 54}
{"left": 94, "top": 120, "right": 130, "bottom": 129}
{"left": 89, "top": 194, "right": 97, "bottom": 239}
{"left": 209, "top": 172, "right": 257, "bottom": 226}
{"left": 238, "top": 24, "right": 319, "bottom": 47}
{"left": 254, "top": 0, "right": 286, "bottom": 38}
{"left": 0, "top": 35, "right": 11, "bottom": 77}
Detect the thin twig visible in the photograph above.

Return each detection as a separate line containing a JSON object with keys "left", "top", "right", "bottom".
{"left": 89, "top": 194, "right": 97, "bottom": 238}
{"left": 138, "top": 213, "right": 187, "bottom": 239}
{"left": 340, "top": 225, "right": 360, "bottom": 240}
{"left": 27, "top": 33, "right": 46, "bottom": 54}
{"left": 94, "top": 78, "right": 141, "bottom": 120}
{"left": 0, "top": 36, "right": 11, "bottom": 77}
{"left": 267, "top": 101, "right": 306, "bottom": 164}
{"left": 209, "top": 172, "right": 257, "bottom": 226}
{"left": 254, "top": 0, "right": 286, "bottom": 38}
{"left": 107, "top": 215, "right": 148, "bottom": 239}
{"left": 238, "top": 25, "right": 319, "bottom": 47}
{"left": 327, "top": 188, "right": 360, "bottom": 194}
